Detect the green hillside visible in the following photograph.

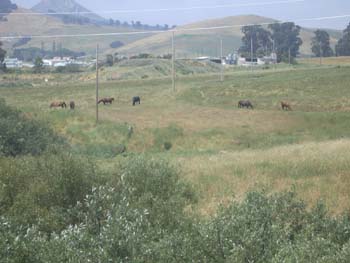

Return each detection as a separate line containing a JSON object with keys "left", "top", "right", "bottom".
{"left": 0, "top": 11, "right": 342, "bottom": 57}
{"left": 0, "top": 8, "right": 153, "bottom": 55}
{"left": 115, "top": 15, "right": 342, "bottom": 57}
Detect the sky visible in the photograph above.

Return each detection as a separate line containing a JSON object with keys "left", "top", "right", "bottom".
{"left": 12, "top": 0, "right": 350, "bottom": 30}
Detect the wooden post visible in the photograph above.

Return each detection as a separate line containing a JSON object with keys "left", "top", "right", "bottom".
{"left": 96, "top": 44, "right": 99, "bottom": 124}
{"left": 319, "top": 42, "right": 322, "bottom": 65}
{"left": 220, "top": 38, "right": 224, "bottom": 82}
{"left": 250, "top": 37, "right": 253, "bottom": 72}
{"left": 289, "top": 47, "right": 291, "bottom": 65}
{"left": 172, "top": 31, "right": 175, "bottom": 91}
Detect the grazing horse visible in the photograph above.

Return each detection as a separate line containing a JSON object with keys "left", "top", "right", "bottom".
{"left": 50, "top": 101, "right": 67, "bottom": 108}
{"left": 238, "top": 100, "right": 254, "bottom": 109}
{"left": 132, "top": 96, "right": 141, "bottom": 106}
{"left": 98, "top": 97, "right": 114, "bottom": 105}
{"left": 70, "top": 101, "right": 75, "bottom": 110}
{"left": 281, "top": 101, "right": 292, "bottom": 111}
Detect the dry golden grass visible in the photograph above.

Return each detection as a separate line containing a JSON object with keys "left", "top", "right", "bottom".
{"left": 180, "top": 139, "right": 350, "bottom": 215}
{"left": 299, "top": 56, "right": 350, "bottom": 65}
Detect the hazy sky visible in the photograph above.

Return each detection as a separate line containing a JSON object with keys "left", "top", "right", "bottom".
{"left": 12, "top": 0, "right": 350, "bottom": 29}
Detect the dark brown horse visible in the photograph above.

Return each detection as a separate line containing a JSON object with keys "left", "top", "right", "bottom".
{"left": 50, "top": 101, "right": 67, "bottom": 108}
{"left": 132, "top": 96, "right": 141, "bottom": 106}
{"left": 281, "top": 101, "right": 292, "bottom": 111}
{"left": 238, "top": 100, "right": 254, "bottom": 109}
{"left": 98, "top": 97, "right": 114, "bottom": 105}
{"left": 70, "top": 101, "right": 75, "bottom": 110}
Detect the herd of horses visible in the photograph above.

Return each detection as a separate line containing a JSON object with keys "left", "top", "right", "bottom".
{"left": 50, "top": 96, "right": 142, "bottom": 109}
{"left": 238, "top": 100, "right": 292, "bottom": 111}
{"left": 50, "top": 97, "right": 292, "bottom": 111}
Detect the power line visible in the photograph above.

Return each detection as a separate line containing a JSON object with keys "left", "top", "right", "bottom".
{"left": 1, "top": 14, "right": 349, "bottom": 40}
{"left": 0, "top": 0, "right": 304, "bottom": 16}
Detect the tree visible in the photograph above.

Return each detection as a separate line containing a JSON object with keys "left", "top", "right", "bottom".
{"left": 239, "top": 25, "right": 272, "bottom": 58}
{"left": 335, "top": 22, "right": 350, "bottom": 56}
{"left": 269, "top": 22, "right": 303, "bottom": 63}
{"left": 110, "top": 40, "right": 124, "bottom": 49}
{"left": 311, "top": 30, "right": 334, "bottom": 57}
{"left": 106, "top": 54, "right": 114, "bottom": 67}
{"left": 33, "top": 57, "right": 44, "bottom": 73}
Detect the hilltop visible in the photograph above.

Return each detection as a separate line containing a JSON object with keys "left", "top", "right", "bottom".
{"left": 0, "top": 7, "right": 153, "bottom": 55}
{"left": 32, "top": 0, "right": 104, "bottom": 24}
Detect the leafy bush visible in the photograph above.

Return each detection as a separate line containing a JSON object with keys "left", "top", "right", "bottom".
{"left": 0, "top": 99, "right": 63, "bottom": 157}
{"left": 0, "top": 153, "right": 97, "bottom": 233}
{"left": 1, "top": 153, "right": 350, "bottom": 262}
{"left": 55, "top": 64, "right": 82, "bottom": 73}
{"left": 153, "top": 124, "right": 183, "bottom": 150}
{"left": 110, "top": 40, "right": 124, "bottom": 49}
{"left": 164, "top": 141, "right": 172, "bottom": 150}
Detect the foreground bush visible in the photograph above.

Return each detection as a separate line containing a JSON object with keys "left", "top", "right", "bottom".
{"left": 1, "top": 155, "right": 350, "bottom": 262}
{"left": 0, "top": 153, "right": 97, "bottom": 233}
{"left": 0, "top": 98, "right": 63, "bottom": 157}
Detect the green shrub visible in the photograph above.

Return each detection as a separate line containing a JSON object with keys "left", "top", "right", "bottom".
{"left": 0, "top": 98, "right": 63, "bottom": 157}
{"left": 164, "top": 141, "right": 172, "bottom": 151}
{"left": 153, "top": 124, "right": 183, "bottom": 150}
{"left": 0, "top": 153, "right": 97, "bottom": 233}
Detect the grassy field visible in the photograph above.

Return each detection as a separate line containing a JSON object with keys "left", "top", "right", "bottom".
{"left": 1, "top": 61, "right": 350, "bottom": 215}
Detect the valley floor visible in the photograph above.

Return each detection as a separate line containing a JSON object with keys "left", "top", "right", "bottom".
{"left": 1, "top": 62, "right": 350, "bottom": 214}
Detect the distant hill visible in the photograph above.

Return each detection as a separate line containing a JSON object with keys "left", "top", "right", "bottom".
{"left": 32, "top": 0, "right": 104, "bottom": 24}
{"left": 115, "top": 15, "right": 342, "bottom": 57}
{"left": 0, "top": 8, "right": 154, "bottom": 55}
{"left": 0, "top": 12, "right": 342, "bottom": 58}
{"left": 0, "top": 0, "right": 17, "bottom": 20}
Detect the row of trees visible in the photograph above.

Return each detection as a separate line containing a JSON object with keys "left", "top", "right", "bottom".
{"left": 239, "top": 22, "right": 302, "bottom": 63}
{"left": 108, "top": 18, "right": 175, "bottom": 31}
{"left": 311, "top": 22, "right": 350, "bottom": 57}
{"left": 240, "top": 21, "right": 350, "bottom": 62}
{"left": 335, "top": 23, "right": 350, "bottom": 56}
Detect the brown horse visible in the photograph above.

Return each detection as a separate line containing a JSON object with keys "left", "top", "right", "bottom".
{"left": 281, "top": 101, "right": 292, "bottom": 111}
{"left": 50, "top": 101, "right": 67, "bottom": 108}
{"left": 98, "top": 97, "right": 114, "bottom": 105}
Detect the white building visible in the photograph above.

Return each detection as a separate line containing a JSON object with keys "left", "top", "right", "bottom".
{"left": 4, "top": 58, "right": 23, "bottom": 68}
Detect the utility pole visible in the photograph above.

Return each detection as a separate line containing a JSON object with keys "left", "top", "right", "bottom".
{"left": 250, "top": 37, "right": 253, "bottom": 73}
{"left": 220, "top": 38, "right": 224, "bottom": 82}
{"left": 319, "top": 42, "right": 322, "bottom": 65}
{"left": 273, "top": 39, "right": 276, "bottom": 71}
{"left": 96, "top": 44, "right": 99, "bottom": 124}
{"left": 288, "top": 47, "right": 291, "bottom": 65}
{"left": 172, "top": 31, "right": 175, "bottom": 91}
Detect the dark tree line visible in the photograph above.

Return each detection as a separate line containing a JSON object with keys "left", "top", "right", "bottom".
{"left": 239, "top": 22, "right": 302, "bottom": 63}
{"left": 311, "top": 30, "right": 334, "bottom": 57}
{"left": 13, "top": 47, "right": 85, "bottom": 62}
{"left": 336, "top": 22, "right": 350, "bottom": 56}
{"left": 0, "top": 41, "right": 6, "bottom": 69}
{"left": 240, "top": 21, "right": 350, "bottom": 61}
{"left": 108, "top": 18, "right": 175, "bottom": 31}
